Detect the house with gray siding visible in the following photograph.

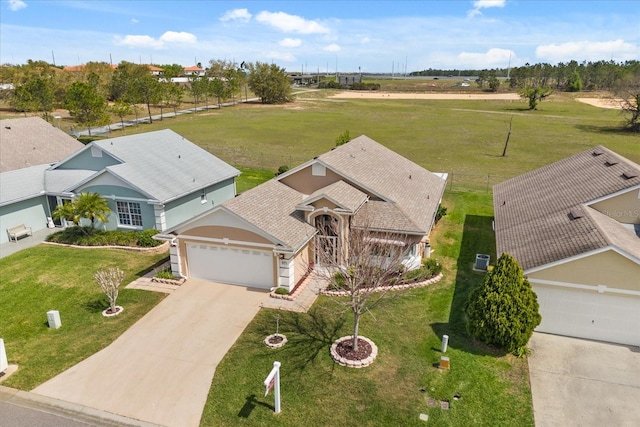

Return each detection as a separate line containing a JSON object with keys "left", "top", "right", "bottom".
{"left": 1, "top": 123, "right": 239, "bottom": 244}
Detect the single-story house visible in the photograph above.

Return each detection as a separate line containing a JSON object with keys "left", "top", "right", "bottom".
{"left": 158, "top": 135, "right": 447, "bottom": 291}
{"left": 1, "top": 123, "right": 239, "bottom": 244}
{"left": 493, "top": 145, "right": 640, "bottom": 346}
{"left": 1, "top": 117, "right": 84, "bottom": 244}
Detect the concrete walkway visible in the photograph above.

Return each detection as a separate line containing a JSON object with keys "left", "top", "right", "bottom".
{"left": 33, "top": 279, "right": 270, "bottom": 427}
{"left": 0, "top": 226, "right": 62, "bottom": 259}
{"left": 261, "top": 271, "right": 327, "bottom": 312}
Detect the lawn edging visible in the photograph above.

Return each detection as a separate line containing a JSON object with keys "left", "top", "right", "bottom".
{"left": 42, "top": 240, "right": 169, "bottom": 254}
{"left": 320, "top": 272, "right": 443, "bottom": 297}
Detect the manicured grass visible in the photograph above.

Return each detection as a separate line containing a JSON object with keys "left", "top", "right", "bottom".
{"left": 199, "top": 191, "right": 533, "bottom": 426}
{"left": 0, "top": 245, "right": 168, "bottom": 390}
{"left": 236, "top": 167, "right": 278, "bottom": 194}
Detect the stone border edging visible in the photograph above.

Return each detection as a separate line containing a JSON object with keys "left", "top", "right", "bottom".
{"left": 151, "top": 277, "right": 186, "bottom": 285}
{"left": 321, "top": 272, "right": 443, "bottom": 297}
{"left": 43, "top": 240, "right": 169, "bottom": 254}
{"left": 264, "top": 334, "right": 288, "bottom": 349}
{"left": 331, "top": 336, "right": 378, "bottom": 368}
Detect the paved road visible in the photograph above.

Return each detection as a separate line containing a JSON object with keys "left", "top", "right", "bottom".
{"left": 0, "top": 401, "right": 94, "bottom": 427}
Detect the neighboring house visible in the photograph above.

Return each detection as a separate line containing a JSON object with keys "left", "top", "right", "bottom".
{"left": 158, "top": 135, "right": 447, "bottom": 291}
{"left": 182, "top": 65, "right": 205, "bottom": 76}
{"left": 493, "top": 146, "right": 640, "bottom": 346}
{"left": 1, "top": 126, "right": 239, "bottom": 244}
{"left": 0, "top": 117, "right": 84, "bottom": 243}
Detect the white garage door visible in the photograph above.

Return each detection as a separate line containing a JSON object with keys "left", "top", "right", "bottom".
{"left": 534, "top": 285, "right": 640, "bottom": 346}
{"left": 187, "top": 243, "right": 274, "bottom": 289}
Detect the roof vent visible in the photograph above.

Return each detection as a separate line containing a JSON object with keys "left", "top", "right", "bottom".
{"left": 569, "top": 208, "right": 584, "bottom": 220}
{"left": 604, "top": 157, "right": 619, "bottom": 166}
{"left": 592, "top": 148, "right": 604, "bottom": 156}
{"left": 622, "top": 170, "right": 639, "bottom": 179}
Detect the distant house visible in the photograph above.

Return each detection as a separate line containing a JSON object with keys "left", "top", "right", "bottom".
{"left": 1, "top": 124, "right": 239, "bottom": 244}
{"left": 493, "top": 146, "right": 640, "bottom": 346}
{"left": 158, "top": 135, "right": 447, "bottom": 290}
{"left": 183, "top": 65, "right": 205, "bottom": 77}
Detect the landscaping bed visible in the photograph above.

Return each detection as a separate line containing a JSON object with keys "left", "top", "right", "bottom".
{"left": 46, "top": 227, "right": 162, "bottom": 248}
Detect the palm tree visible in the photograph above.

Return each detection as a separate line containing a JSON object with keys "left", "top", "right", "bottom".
{"left": 73, "top": 192, "right": 111, "bottom": 230}
{"left": 52, "top": 193, "right": 111, "bottom": 234}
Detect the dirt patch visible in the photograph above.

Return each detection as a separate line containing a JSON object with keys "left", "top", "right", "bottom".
{"left": 328, "top": 91, "right": 521, "bottom": 100}
{"left": 576, "top": 98, "right": 624, "bottom": 109}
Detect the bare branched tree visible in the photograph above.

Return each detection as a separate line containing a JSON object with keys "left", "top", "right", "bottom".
{"left": 314, "top": 214, "right": 417, "bottom": 351}
{"left": 94, "top": 267, "right": 125, "bottom": 313}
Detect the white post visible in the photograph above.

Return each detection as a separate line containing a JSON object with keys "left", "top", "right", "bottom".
{"left": 0, "top": 338, "right": 8, "bottom": 372}
{"left": 263, "top": 361, "right": 281, "bottom": 414}
{"left": 441, "top": 335, "right": 449, "bottom": 353}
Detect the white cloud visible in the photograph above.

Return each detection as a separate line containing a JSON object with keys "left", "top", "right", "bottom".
{"left": 536, "top": 39, "right": 639, "bottom": 62}
{"left": 160, "top": 31, "right": 197, "bottom": 44}
{"left": 280, "top": 38, "right": 301, "bottom": 47}
{"left": 457, "top": 48, "right": 514, "bottom": 68}
{"left": 323, "top": 44, "right": 341, "bottom": 52}
{"left": 468, "top": 0, "right": 506, "bottom": 18}
{"left": 265, "top": 50, "right": 296, "bottom": 62}
{"left": 8, "top": 0, "right": 27, "bottom": 11}
{"left": 220, "top": 8, "right": 252, "bottom": 22}
{"left": 256, "top": 11, "right": 330, "bottom": 34}
{"left": 131, "top": 18, "right": 139, "bottom": 24}
{"left": 117, "top": 35, "right": 164, "bottom": 49}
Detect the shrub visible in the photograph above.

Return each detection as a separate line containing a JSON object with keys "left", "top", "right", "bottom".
{"left": 423, "top": 257, "right": 442, "bottom": 276}
{"left": 465, "top": 253, "right": 541, "bottom": 353}
{"left": 276, "top": 165, "right": 290, "bottom": 176}
{"left": 435, "top": 204, "right": 447, "bottom": 224}
{"left": 46, "top": 228, "right": 161, "bottom": 247}
{"left": 155, "top": 267, "right": 174, "bottom": 279}
{"left": 274, "top": 287, "right": 289, "bottom": 295}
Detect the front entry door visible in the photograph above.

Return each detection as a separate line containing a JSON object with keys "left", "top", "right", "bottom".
{"left": 315, "top": 214, "right": 339, "bottom": 266}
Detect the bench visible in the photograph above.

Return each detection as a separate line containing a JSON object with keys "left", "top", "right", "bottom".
{"left": 7, "top": 224, "right": 32, "bottom": 242}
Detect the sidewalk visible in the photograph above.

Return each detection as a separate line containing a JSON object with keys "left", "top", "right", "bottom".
{"left": 0, "top": 226, "right": 62, "bottom": 259}
{"left": 261, "top": 270, "right": 327, "bottom": 312}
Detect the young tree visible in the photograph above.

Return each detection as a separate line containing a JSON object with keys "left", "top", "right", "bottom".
{"left": 64, "top": 81, "right": 109, "bottom": 135}
{"left": 247, "top": 62, "right": 292, "bottom": 104}
{"left": 316, "top": 216, "right": 414, "bottom": 352}
{"left": 566, "top": 70, "right": 583, "bottom": 92}
{"left": 614, "top": 73, "right": 640, "bottom": 132}
{"left": 10, "top": 76, "right": 56, "bottom": 120}
{"left": 465, "top": 253, "right": 541, "bottom": 353}
{"left": 110, "top": 100, "right": 133, "bottom": 130}
{"left": 518, "top": 85, "right": 553, "bottom": 110}
{"left": 94, "top": 267, "right": 125, "bottom": 314}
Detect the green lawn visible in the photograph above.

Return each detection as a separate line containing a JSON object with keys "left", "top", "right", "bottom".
{"left": 0, "top": 245, "right": 168, "bottom": 390}
{"left": 200, "top": 191, "right": 533, "bottom": 426}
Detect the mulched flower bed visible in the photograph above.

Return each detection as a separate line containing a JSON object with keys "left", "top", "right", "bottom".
{"left": 334, "top": 338, "right": 372, "bottom": 361}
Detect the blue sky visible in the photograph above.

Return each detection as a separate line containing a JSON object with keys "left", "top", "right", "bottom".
{"left": 1, "top": 0, "right": 638, "bottom": 72}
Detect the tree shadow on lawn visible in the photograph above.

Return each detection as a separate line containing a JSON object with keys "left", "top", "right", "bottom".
{"left": 260, "top": 306, "right": 346, "bottom": 373}
{"left": 431, "top": 214, "right": 504, "bottom": 357}
{"left": 83, "top": 297, "right": 109, "bottom": 313}
{"left": 574, "top": 123, "right": 632, "bottom": 135}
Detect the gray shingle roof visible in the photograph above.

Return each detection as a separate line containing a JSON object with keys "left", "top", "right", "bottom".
{"left": 78, "top": 129, "right": 240, "bottom": 202}
{"left": 303, "top": 180, "right": 368, "bottom": 213}
{"left": 318, "top": 135, "right": 446, "bottom": 233}
{"left": 223, "top": 179, "right": 316, "bottom": 250}
{"left": 493, "top": 145, "right": 640, "bottom": 270}
{"left": 0, "top": 117, "right": 83, "bottom": 172}
{"left": 352, "top": 200, "right": 423, "bottom": 233}
{"left": 0, "top": 164, "right": 48, "bottom": 206}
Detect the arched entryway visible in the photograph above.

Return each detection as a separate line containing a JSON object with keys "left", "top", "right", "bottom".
{"left": 315, "top": 214, "right": 339, "bottom": 266}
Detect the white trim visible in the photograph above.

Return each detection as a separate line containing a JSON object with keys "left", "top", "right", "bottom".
{"left": 529, "top": 277, "right": 640, "bottom": 297}
{"left": 586, "top": 184, "right": 640, "bottom": 206}
{"left": 178, "top": 234, "right": 276, "bottom": 249}
{"left": 525, "top": 245, "right": 640, "bottom": 275}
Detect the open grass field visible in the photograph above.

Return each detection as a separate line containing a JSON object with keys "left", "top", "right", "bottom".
{"left": 0, "top": 246, "right": 168, "bottom": 390}
{"left": 93, "top": 88, "right": 638, "bottom": 194}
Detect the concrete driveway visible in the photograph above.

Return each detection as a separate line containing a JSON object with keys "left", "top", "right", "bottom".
{"left": 528, "top": 332, "right": 640, "bottom": 427}
{"left": 33, "top": 279, "right": 269, "bottom": 427}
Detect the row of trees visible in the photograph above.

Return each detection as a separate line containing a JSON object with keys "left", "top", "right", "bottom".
{"left": 0, "top": 59, "right": 293, "bottom": 134}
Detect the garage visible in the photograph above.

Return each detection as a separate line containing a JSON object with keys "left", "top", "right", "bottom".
{"left": 186, "top": 243, "right": 274, "bottom": 289}
{"left": 534, "top": 285, "right": 640, "bottom": 346}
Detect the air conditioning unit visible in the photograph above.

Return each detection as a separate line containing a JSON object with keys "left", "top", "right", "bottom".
{"left": 475, "top": 254, "right": 490, "bottom": 271}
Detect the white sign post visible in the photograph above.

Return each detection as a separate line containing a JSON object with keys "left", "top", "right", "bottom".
{"left": 263, "top": 361, "right": 281, "bottom": 414}
{"left": 0, "top": 338, "right": 8, "bottom": 373}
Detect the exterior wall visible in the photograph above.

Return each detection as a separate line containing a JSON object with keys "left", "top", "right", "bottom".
{"left": 0, "top": 196, "right": 48, "bottom": 244}
{"left": 590, "top": 188, "right": 640, "bottom": 224}
{"left": 182, "top": 225, "right": 273, "bottom": 245}
{"left": 56, "top": 148, "right": 120, "bottom": 171}
{"left": 279, "top": 165, "right": 343, "bottom": 195}
{"left": 80, "top": 184, "right": 155, "bottom": 231}
{"left": 528, "top": 249, "right": 640, "bottom": 292}
{"left": 293, "top": 242, "right": 311, "bottom": 285}
{"left": 163, "top": 178, "right": 236, "bottom": 230}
